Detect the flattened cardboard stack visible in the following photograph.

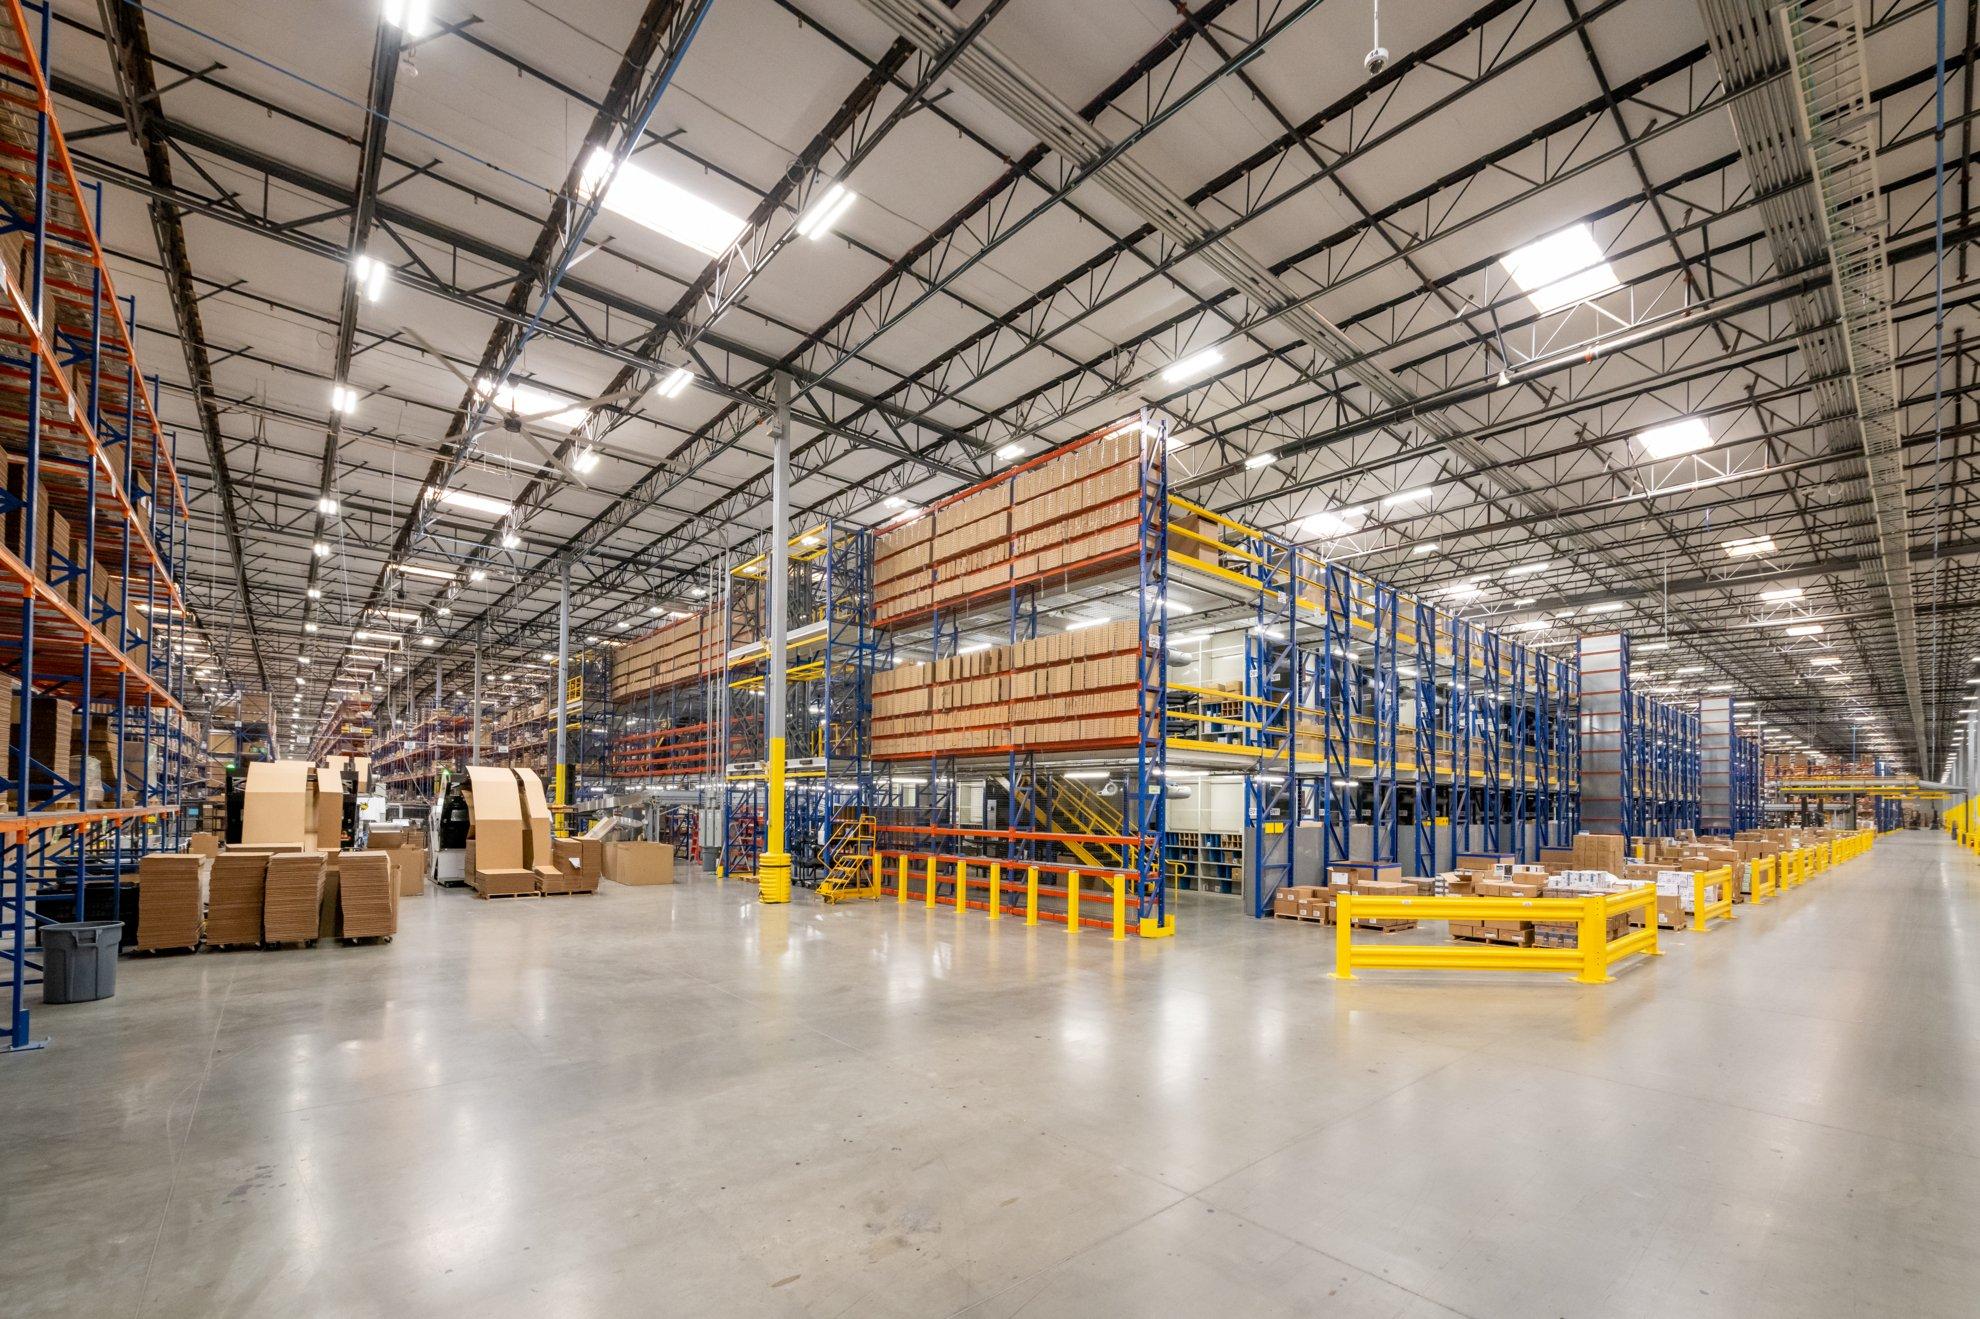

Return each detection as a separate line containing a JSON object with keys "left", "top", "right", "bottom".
{"left": 136, "top": 853, "right": 205, "bottom": 950}
{"left": 263, "top": 852, "right": 325, "bottom": 943}
{"left": 205, "top": 852, "right": 269, "bottom": 946}
{"left": 465, "top": 765, "right": 535, "bottom": 896}
{"left": 337, "top": 851, "right": 396, "bottom": 939}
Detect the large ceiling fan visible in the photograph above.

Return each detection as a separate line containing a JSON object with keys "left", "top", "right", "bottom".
{"left": 403, "top": 328, "right": 647, "bottom": 486}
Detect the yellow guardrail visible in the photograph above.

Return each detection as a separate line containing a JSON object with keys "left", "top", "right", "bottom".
{"left": 1691, "top": 865, "right": 1735, "bottom": 932}
{"left": 1332, "top": 885, "right": 1659, "bottom": 984}
{"left": 1813, "top": 841, "right": 1832, "bottom": 873}
{"left": 1748, "top": 854, "right": 1777, "bottom": 902}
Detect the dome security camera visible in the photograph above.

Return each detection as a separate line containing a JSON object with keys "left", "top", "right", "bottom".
{"left": 1364, "top": 46, "right": 1389, "bottom": 75}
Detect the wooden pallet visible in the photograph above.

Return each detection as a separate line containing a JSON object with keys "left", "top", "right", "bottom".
{"left": 472, "top": 889, "right": 541, "bottom": 900}
{"left": 1450, "top": 932, "right": 1527, "bottom": 947}
{"left": 262, "top": 939, "right": 319, "bottom": 950}
{"left": 127, "top": 945, "right": 198, "bottom": 957}
{"left": 202, "top": 943, "right": 265, "bottom": 953}
{"left": 339, "top": 936, "right": 393, "bottom": 946}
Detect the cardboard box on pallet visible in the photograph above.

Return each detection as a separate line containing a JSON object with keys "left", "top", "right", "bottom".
{"left": 1347, "top": 878, "right": 1417, "bottom": 931}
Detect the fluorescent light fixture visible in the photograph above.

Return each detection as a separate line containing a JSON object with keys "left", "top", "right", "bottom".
{"left": 1162, "top": 347, "right": 1224, "bottom": 384}
{"left": 1065, "top": 617, "right": 1107, "bottom": 631}
{"left": 646, "top": 604, "right": 665, "bottom": 616}
{"left": 1635, "top": 417, "right": 1713, "bottom": 459}
{"left": 1809, "top": 656, "right": 1842, "bottom": 667}
{"left": 578, "top": 147, "right": 746, "bottom": 257}
{"left": 1584, "top": 601, "right": 1624, "bottom": 614}
{"left": 1673, "top": 665, "right": 1703, "bottom": 675}
{"left": 995, "top": 443, "right": 1026, "bottom": 461}
{"left": 296, "top": 656, "right": 311, "bottom": 666}
{"left": 1444, "top": 580, "right": 1488, "bottom": 599}
{"left": 1064, "top": 770, "right": 1111, "bottom": 781}
{"left": 656, "top": 366, "right": 694, "bottom": 400}
{"left": 393, "top": 562, "right": 457, "bottom": 581}
{"left": 883, "top": 495, "right": 909, "bottom": 510}
{"left": 351, "top": 253, "right": 388, "bottom": 302}
{"left": 312, "top": 541, "right": 331, "bottom": 559}
{"left": 569, "top": 446, "right": 601, "bottom": 475}
{"left": 329, "top": 384, "right": 357, "bottom": 415}
{"left": 1500, "top": 223, "right": 1619, "bottom": 314}
{"left": 1243, "top": 452, "right": 1277, "bottom": 470}
{"left": 1504, "top": 561, "right": 1551, "bottom": 577}
{"left": 1723, "top": 535, "right": 1775, "bottom": 558}
{"left": 1513, "top": 597, "right": 1537, "bottom": 606}
{"left": 419, "top": 636, "right": 437, "bottom": 647}
{"left": 1381, "top": 486, "right": 1434, "bottom": 507}
{"left": 1412, "top": 543, "right": 1439, "bottom": 555}
{"left": 1784, "top": 623, "right": 1824, "bottom": 636}
{"left": 317, "top": 496, "right": 339, "bottom": 516}
{"left": 1759, "top": 586, "right": 1804, "bottom": 602}
{"left": 500, "top": 527, "right": 522, "bottom": 550}
{"left": 1636, "top": 640, "right": 1669, "bottom": 652}
{"left": 1297, "top": 506, "right": 1365, "bottom": 538}
{"left": 381, "top": 0, "right": 430, "bottom": 39}
{"left": 303, "top": 622, "right": 318, "bottom": 634}
{"left": 433, "top": 487, "right": 515, "bottom": 518}
{"left": 794, "top": 182, "right": 856, "bottom": 239}
{"left": 380, "top": 609, "right": 421, "bottom": 622}
{"left": 469, "top": 568, "right": 488, "bottom": 582}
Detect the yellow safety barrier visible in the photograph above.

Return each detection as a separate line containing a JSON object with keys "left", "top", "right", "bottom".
{"left": 1332, "top": 885, "right": 1659, "bottom": 984}
{"left": 1691, "top": 865, "right": 1736, "bottom": 932}
{"left": 1814, "top": 841, "right": 1832, "bottom": 873}
{"left": 1748, "top": 854, "right": 1777, "bottom": 902}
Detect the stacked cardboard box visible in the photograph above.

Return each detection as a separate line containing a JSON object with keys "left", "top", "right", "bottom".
{"left": 11, "top": 694, "right": 75, "bottom": 806}
{"left": 551, "top": 837, "right": 604, "bottom": 891}
{"left": 1347, "top": 878, "right": 1418, "bottom": 930}
{"left": 1452, "top": 875, "right": 1545, "bottom": 945}
{"left": 135, "top": 853, "right": 204, "bottom": 950}
{"left": 608, "top": 608, "right": 724, "bottom": 700}
{"left": 1533, "top": 873, "right": 1634, "bottom": 945}
{"left": 1570, "top": 832, "right": 1629, "bottom": 873}
{"left": 263, "top": 852, "right": 325, "bottom": 943}
{"left": 873, "top": 515, "right": 932, "bottom": 621}
{"left": 205, "top": 852, "right": 268, "bottom": 945}
{"left": 337, "top": 852, "right": 396, "bottom": 939}
{"left": 1270, "top": 884, "right": 1332, "bottom": 922}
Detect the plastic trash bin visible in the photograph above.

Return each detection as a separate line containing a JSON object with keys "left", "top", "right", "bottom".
{"left": 40, "top": 922, "right": 123, "bottom": 1004}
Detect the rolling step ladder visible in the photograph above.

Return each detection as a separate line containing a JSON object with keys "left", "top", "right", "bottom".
{"left": 816, "top": 814, "right": 879, "bottom": 902}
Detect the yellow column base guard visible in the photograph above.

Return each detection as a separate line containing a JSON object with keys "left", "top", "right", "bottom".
{"left": 758, "top": 853, "right": 792, "bottom": 904}
{"left": 1138, "top": 914, "right": 1177, "bottom": 939}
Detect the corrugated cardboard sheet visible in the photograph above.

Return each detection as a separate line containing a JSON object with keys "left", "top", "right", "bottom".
{"left": 465, "top": 764, "right": 525, "bottom": 871}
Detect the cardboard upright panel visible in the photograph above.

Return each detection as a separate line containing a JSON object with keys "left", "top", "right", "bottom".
{"left": 514, "top": 767, "right": 555, "bottom": 872}
{"left": 241, "top": 760, "right": 315, "bottom": 844}
{"left": 465, "top": 764, "right": 525, "bottom": 872}
{"left": 315, "top": 765, "right": 345, "bottom": 851}
{"left": 351, "top": 755, "right": 371, "bottom": 793}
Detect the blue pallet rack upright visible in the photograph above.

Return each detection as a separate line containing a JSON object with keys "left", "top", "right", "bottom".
{"left": 2, "top": 0, "right": 191, "bottom": 1053}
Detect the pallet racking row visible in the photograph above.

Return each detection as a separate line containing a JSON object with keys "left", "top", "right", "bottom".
{"left": 2, "top": 0, "right": 194, "bottom": 1052}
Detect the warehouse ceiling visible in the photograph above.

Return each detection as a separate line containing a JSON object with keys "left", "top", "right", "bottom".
{"left": 46, "top": 0, "right": 1974, "bottom": 772}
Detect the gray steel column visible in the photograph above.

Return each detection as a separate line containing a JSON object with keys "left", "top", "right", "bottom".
{"left": 555, "top": 562, "right": 571, "bottom": 805}
{"left": 760, "top": 371, "right": 793, "bottom": 902}
{"left": 471, "top": 638, "right": 483, "bottom": 761}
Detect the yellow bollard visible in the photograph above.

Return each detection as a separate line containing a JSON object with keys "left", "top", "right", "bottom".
{"left": 897, "top": 853, "right": 908, "bottom": 904}
{"left": 1067, "top": 870, "right": 1080, "bottom": 934}
{"left": 1111, "top": 877, "right": 1127, "bottom": 941}
{"left": 1332, "top": 892, "right": 1354, "bottom": 978}
{"left": 955, "top": 859, "right": 968, "bottom": 914}
{"left": 1025, "top": 866, "right": 1038, "bottom": 925}
{"left": 925, "top": 855, "right": 937, "bottom": 908}
{"left": 1576, "top": 894, "right": 1611, "bottom": 984}
{"left": 988, "top": 862, "right": 1001, "bottom": 920}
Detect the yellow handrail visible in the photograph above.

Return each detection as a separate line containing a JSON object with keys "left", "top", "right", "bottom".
{"left": 1691, "top": 865, "right": 1735, "bottom": 932}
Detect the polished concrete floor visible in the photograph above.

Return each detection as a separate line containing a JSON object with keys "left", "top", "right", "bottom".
{"left": 2, "top": 832, "right": 1975, "bottom": 1317}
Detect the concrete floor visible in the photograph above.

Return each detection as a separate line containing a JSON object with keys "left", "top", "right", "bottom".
{"left": 1, "top": 833, "right": 1974, "bottom": 1318}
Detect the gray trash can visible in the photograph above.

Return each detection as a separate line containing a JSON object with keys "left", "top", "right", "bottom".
{"left": 41, "top": 922, "right": 122, "bottom": 1004}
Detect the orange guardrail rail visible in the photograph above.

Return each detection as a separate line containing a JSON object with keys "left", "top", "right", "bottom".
{"left": 876, "top": 849, "right": 1167, "bottom": 940}
{"left": 1331, "top": 885, "right": 1659, "bottom": 984}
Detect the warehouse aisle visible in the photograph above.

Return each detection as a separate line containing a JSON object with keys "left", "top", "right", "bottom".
{"left": 2, "top": 835, "right": 1975, "bottom": 1318}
